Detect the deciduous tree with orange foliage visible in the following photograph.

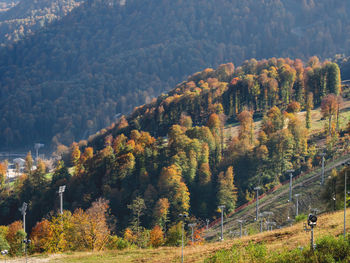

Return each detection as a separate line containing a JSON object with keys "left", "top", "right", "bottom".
{"left": 149, "top": 225, "right": 164, "bottom": 247}
{"left": 158, "top": 165, "right": 190, "bottom": 217}
{"left": 321, "top": 94, "right": 339, "bottom": 135}
{"left": 6, "top": 221, "right": 26, "bottom": 256}
{"left": 30, "top": 219, "right": 52, "bottom": 252}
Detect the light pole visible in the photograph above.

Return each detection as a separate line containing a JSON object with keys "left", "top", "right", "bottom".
{"left": 19, "top": 202, "right": 27, "bottom": 234}
{"left": 304, "top": 214, "right": 317, "bottom": 250}
{"left": 179, "top": 213, "right": 188, "bottom": 263}
{"left": 295, "top": 194, "right": 301, "bottom": 217}
{"left": 188, "top": 223, "right": 196, "bottom": 243}
{"left": 58, "top": 185, "right": 66, "bottom": 214}
{"left": 342, "top": 162, "right": 350, "bottom": 238}
{"left": 23, "top": 239, "right": 31, "bottom": 263}
{"left": 218, "top": 205, "right": 225, "bottom": 241}
{"left": 254, "top": 187, "right": 261, "bottom": 221}
{"left": 320, "top": 153, "right": 326, "bottom": 185}
{"left": 286, "top": 170, "right": 295, "bottom": 202}
{"left": 237, "top": 220, "right": 244, "bottom": 238}
{"left": 34, "top": 143, "right": 44, "bottom": 162}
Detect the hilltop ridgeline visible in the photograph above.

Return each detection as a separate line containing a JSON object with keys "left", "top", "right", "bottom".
{"left": 0, "top": 0, "right": 350, "bottom": 149}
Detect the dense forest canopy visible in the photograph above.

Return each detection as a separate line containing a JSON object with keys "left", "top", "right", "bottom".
{"left": 1, "top": 0, "right": 350, "bottom": 150}
{"left": 0, "top": 0, "right": 83, "bottom": 45}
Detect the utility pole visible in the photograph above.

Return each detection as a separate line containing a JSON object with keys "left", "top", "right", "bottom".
{"left": 218, "top": 205, "right": 225, "bottom": 241}
{"left": 286, "top": 170, "right": 295, "bottom": 202}
{"left": 23, "top": 239, "right": 31, "bottom": 263}
{"left": 320, "top": 153, "right": 326, "bottom": 185}
{"left": 263, "top": 211, "right": 273, "bottom": 231}
{"left": 342, "top": 162, "right": 350, "bottom": 238}
{"left": 58, "top": 185, "right": 66, "bottom": 214}
{"left": 237, "top": 220, "right": 244, "bottom": 238}
{"left": 19, "top": 202, "right": 27, "bottom": 234}
{"left": 267, "top": 221, "right": 276, "bottom": 231}
{"left": 206, "top": 219, "right": 210, "bottom": 230}
{"left": 179, "top": 213, "right": 188, "bottom": 263}
{"left": 259, "top": 213, "right": 263, "bottom": 233}
{"left": 254, "top": 187, "right": 261, "bottom": 221}
{"left": 295, "top": 194, "right": 301, "bottom": 216}
{"left": 188, "top": 223, "right": 196, "bottom": 243}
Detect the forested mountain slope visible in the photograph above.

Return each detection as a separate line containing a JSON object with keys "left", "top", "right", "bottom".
{"left": 0, "top": 0, "right": 83, "bottom": 45}
{"left": 1, "top": 0, "right": 350, "bottom": 150}
{"left": 0, "top": 1, "right": 17, "bottom": 13}
{"left": 2, "top": 57, "right": 345, "bottom": 234}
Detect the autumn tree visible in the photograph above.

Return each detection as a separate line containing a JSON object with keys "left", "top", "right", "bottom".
{"left": 321, "top": 94, "right": 339, "bottom": 135}
{"left": 279, "top": 64, "right": 296, "bottom": 104}
{"left": 207, "top": 113, "right": 223, "bottom": 163}
{"left": 71, "top": 143, "right": 81, "bottom": 175}
{"left": 149, "top": 225, "right": 164, "bottom": 247}
{"left": 0, "top": 162, "right": 7, "bottom": 187}
{"left": 287, "top": 114, "right": 308, "bottom": 166}
{"left": 237, "top": 110, "right": 254, "bottom": 145}
{"left": 24, "top": 151, "right": 33, "bottom": 175}
{"left": 6, "top": 221, "right": 26, "bottom": 256}
{"left": 325, "top": 62, "right": 341, "bottom": 95}
{"left": 286, "top": 101, "right": 301, "bottom": 114}
{"left": 71, "top": 198, "right": 111, "bottom": 251}
{"left": 267, "top": 129, "right": 293, "bottom": 176}
{"left": 179, "top": 114, "right": 193, "bottom": 129}
{"left": 305, "top": 92, "right": 314, "bottom": 129}
{"left": 217, "top": 166, "right": 237, "bottom": 213}
{"left": 158, "top": 165, "right": 190, "bottom": 217}
{"left": 153, "top": 198, "right": 170, "bottom": 231}
{"left": 262, "top": 106, "right": 284, "bottom": 136}
{"left": 127, "top": 196, "right": 146, "bottom": 234}
{"left": 30, "top": 219, "right": 52, "bottom": 252}
{"left": 31, "top": 159, "right": 47, "bottom": 188}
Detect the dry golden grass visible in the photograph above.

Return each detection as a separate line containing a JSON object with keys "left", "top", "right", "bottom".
{"left": 16, "top": 208, "right": 350, "bottom": 263}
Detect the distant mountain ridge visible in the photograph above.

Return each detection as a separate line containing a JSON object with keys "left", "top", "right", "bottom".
{"left": 0, "top": 1, "right": 17, "bottom": 13}
{"left": 0, "top": 0, "right": 83, "bottom": 45}
{"left": 0, "top": 0, "right": 350, "bottom": 150}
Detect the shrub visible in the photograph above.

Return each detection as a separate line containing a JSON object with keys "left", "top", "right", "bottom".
{"left": 135, "top": 228, "right": 150, "bottom": 248}
{"left": 0, "top": 235, "right": 10, "bottom": 251}
{"left": 106, "top": 235, "right": 129, "bottom": 250}
{"left": 295, "top": 214, "right": 307, "bottom": 223}
{"left": 313, "top": 235, "right": 350, "bottom": 262}
{"left": 166, "top": 222, "right": 185, "bottom": 246}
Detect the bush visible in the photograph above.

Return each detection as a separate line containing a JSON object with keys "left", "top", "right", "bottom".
{"left": 135, "top": 228, "right": 150, "bottom": 248}
{"left": 0, "top": 235, "right": 10, "bottom": 251}
{"left": 313, "top": 235, "right": 350, "bottom": 262}
{"left": 205, "top": 242, "right": 267, "bottom": 263}
{"left": 106, "top": 235, "right": 129, "bottom": 250}
{"left": 166, "top": 223, "right": 185, "bottom": 247}
{"left": 295, "top": 214, "right": 307, "bottom": 223}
